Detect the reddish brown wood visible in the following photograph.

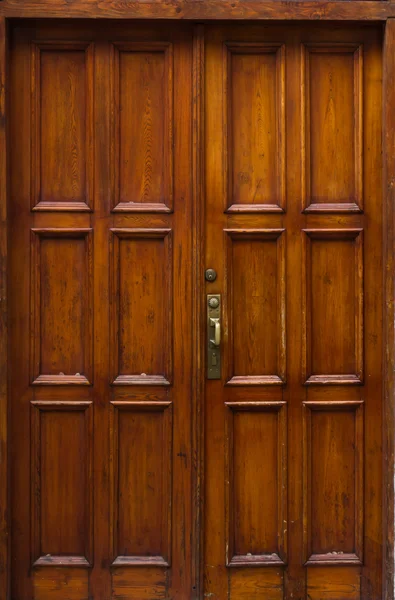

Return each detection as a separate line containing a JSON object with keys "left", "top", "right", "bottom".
{"left": 204, "top": 23, "right": 383, "bottom": 600}
{"left": 0, "top": 15, "right": 393, "bottom": 600}
{"left": 0, "top": 15, "right": 9, "bottom": 600}
{"left": 383, "top": 17, "right": 395, "bottom": 600}
{"left": 192, "top": 22, "right": 205, "bottom": 600}
{"left": 1, "top": 0, "right": 395, "bottom": 20}
{"left": 9, "top": 21, "right": 195, "bottom": 600}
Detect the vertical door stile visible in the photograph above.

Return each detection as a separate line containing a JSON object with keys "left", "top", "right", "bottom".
{"left": 89, "top": 38, "right": 112, "bottom": 600}
{"left": 192, "top": 22, "right": 206, "bottom": 600}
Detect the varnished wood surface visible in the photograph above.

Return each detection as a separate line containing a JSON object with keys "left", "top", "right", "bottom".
{"left": 383, "top": 18, "right": 395, "bottom": 600}
{"left": 204, "top": 23, "right": 383, "bottom": 599}
{"left": 9, "top": 21, "right": 195, "bottom": 600}
{"left": 1, "top": 0, "right": 395, "bottom": 20}
{"left": 0, "top": 15, "right": 9, "bottom": 600}
{"left": 1, "top": 16, "right": 393, "bottom": 600}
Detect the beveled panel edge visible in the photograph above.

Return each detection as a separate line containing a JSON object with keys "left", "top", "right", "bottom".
{"left": 301, "top": 228, "right": 364, "bottom": 385}
{"left": 30, "top": 400, "right": 93, "bottom": 567}
{"left": 30, "top": 228, "right": 94, "bottom": 387}
{"left": 33, "top": 555, "right": 91, "bottom": 568}
{"left": 111, "top": 555, "right": 169, "bottom": 567}
{"left": 227, "top": 553, "right": 286, "bottom": 568}
{"left": 112, "top": 375, "right": 171, "bottom": 387}
{"left": 223, "top": 42, "right": 286, "bottom": 214}
{"left": 30, "top": 41, "right": 94, "bottom": 212}
{"left": 226, "top": 375, "right": 284, "bottom": 386}
{"left": 304, "top": 553, "right": 362, "bottom": 567}
{"left": 109, "top": 400, "right": 173, "bottom": 567}
{"left": 109, "top": 228, "right": 173, "bottom": 386}
{"left": 224, "top": 228, "right": 286, "bottom": 385}
{"left": 225, "top": 401, "right": 287, "bottom": 567}
{"left": 301, "top": 43, "right": 363, "bottom": 213}
{"left": 110, "top": 41, "right": 174, "bottom": 213}
{"left": 302, "top": 400, "right": 364, "bottom": 565}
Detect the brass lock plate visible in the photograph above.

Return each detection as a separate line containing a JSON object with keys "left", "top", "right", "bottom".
{"left": 207, "top": 294, "right": 221, "bottom": 380}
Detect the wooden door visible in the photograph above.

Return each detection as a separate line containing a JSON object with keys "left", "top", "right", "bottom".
{"left": 204, "top": 23, "right": 383, "bottom": 600}
{"left": 9, "top": 21, "right": 194, "bottom": 600}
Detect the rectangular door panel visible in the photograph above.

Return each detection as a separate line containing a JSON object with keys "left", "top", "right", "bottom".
{"left": 111, "top": 42, "right": 173, "bottom": 212}
{"left": 31, "top": 42, "right": 94, "bottom": 212}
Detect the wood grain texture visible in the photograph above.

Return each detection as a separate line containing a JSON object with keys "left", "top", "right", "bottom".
{"left": 383, "top": 18, "right": 395, "bottom": 600}
{"left": 301, "top": 44, "right": 363, "bottom": 213}
{"left": 1, "top": 1, "right": 395, "bottom": 20}
{"left": 33, "top": 568, "right": 89, "bottom": 600}
{"left": 30, "top": 401, "right": 93, "bottom": 567}
{"left": 30, "top": 228, "right": 93, "bottom": 385}
{"left": 303, "top": 401, "right": 363, "bottom": 566}
{"left": 109, "top": 228, "right": 172, "bottom": 386}
{"left": 9, "top": 21, "right": 195, "bottom": 600}
{"left": 302, "top": 229, "right": 364, "bottom": 385}
{"left": 307, "top": 567, "right": 361, "bottom": 600}
{"left": 191, "top": 23, "right": 205, "bottom": 600}
{"left": 31, "top": 42, "right": 94, "bottom": 212}
{"left": 111, "top": 43, "right": 173, "bottom": 213}
{"left": 0, "top": 16, "right": 9, "bottom": 600}
{"left": 225, "top": 402, "right": 287, "bottom": 567}
{"left": 204, "top": 23, "right": 382, "bottom": 600}
{"left": 224, "top": 229, "right": 286, "bottom": 385}
{"left": 224, "top": 43, "right": 285, "bottom": 213}
{"left": 109, "top": 401, "right": 172, "bottom": 566}
{"left": 2, "top": 17, "right": 389, "bottom": 600}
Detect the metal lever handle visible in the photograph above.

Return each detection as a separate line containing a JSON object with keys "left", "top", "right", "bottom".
{"left": 210, "top": 318, "right": 221, "bottom": 346}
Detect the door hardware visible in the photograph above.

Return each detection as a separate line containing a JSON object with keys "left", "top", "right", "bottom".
{"left": 207, "top": 294, "right": 221, "bottom": 379}
{"left": 205, "top": 268, "right": 217, "bottom": 282}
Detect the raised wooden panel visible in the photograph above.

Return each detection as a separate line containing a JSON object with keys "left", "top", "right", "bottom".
{"left": 33, "top": 569, "right": 89, "bottom": 600}
{"left": 112, "top": 568, "right": 167, "bottom": 599}
{"left": 301, "top": 44, "right": 363, "bottom": 213}
{"left": 302, "top": 229, "right": 363, "bottom": 385}
{"left": 225, "top": 402, "right": 287, "bottom": 566}
{"left": 111, "top": 43, "right": 173, "bottom": 213}
{"left": 225, "top": 229, "right": 285, "bottom": 385}
{"left": 31, "top": 401, "right": 93, "bottom": 567}
{"left": 307, "top": 567, "right": 361, "bottom": 600}
{"left": 31, "top": 42, "right": 94, "bottom": 212}
{"left": 30, "top": 229, "right": 93, "bottom": 385}
{"left": 109, "top": 229, "right": 172, "bottom": 386}
{"left": 303, "top": 401, "right": 363, "bottom": 566}
{"left": 110, "top": 401, "right": 172, "bottom": 566}
{"left": 229, "top": 569, "right": 284, "bottom": 600}
{"left": 224, "top": 43, "right": 285, "bottom": 213}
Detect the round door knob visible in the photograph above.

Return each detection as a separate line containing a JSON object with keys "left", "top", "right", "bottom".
{"left": 209, "top": 297, "right": 219, "bottom": 309}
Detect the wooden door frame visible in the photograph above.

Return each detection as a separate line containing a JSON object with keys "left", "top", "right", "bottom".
{"left": 0, "top": 9, "right": 394, "bottom": 600}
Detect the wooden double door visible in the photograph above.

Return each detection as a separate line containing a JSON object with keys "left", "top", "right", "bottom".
{"left": 9, "top": 21, "right": 383, "bottom": 600}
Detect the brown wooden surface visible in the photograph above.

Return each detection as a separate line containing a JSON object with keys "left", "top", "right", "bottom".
{"left": 9, "top": 21, "right": 195, "bottom": 599}
{"left": 383, "top": 17, "right": 395, "bottom": 600}
{"left": 0, "top": 15, "right": 9, "bottom": 600}
{"left": 2, "top": 1, "right": 395, "bottom": 20}
{"left": 204, "top": 23, "right": 383, "bottom": 599}
{"left": 2, "top": 16, "right": 393, "bottom": 600}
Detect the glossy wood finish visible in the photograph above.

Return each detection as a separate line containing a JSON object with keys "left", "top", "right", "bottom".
{"left": 2, "top": 17, "right": 393, "bottom": 600}
{"left": 204, "top": 23, "right": 383, "bottom": 600}
{"left": 383, "top": 18, "right": 395, "bottom": 600}
{"left": 9, "top": 21, "right": 194, "bottom": 600}
{"left": 0, "top": 15, "right": 9, "bottom": 600}
{"left": 2, "top": 2, "right": 395, "bottom": 20}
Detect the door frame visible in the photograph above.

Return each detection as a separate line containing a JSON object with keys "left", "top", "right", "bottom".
{"left": 1, "top": 8, "right": 394, "bottom": 600}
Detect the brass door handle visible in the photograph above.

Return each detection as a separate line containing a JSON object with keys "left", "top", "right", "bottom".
{"left": 209, "top": 318, "right": 221, "bottom": 346}
{"left": 207, "top": 294, "right": 221, "bottom": 379}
